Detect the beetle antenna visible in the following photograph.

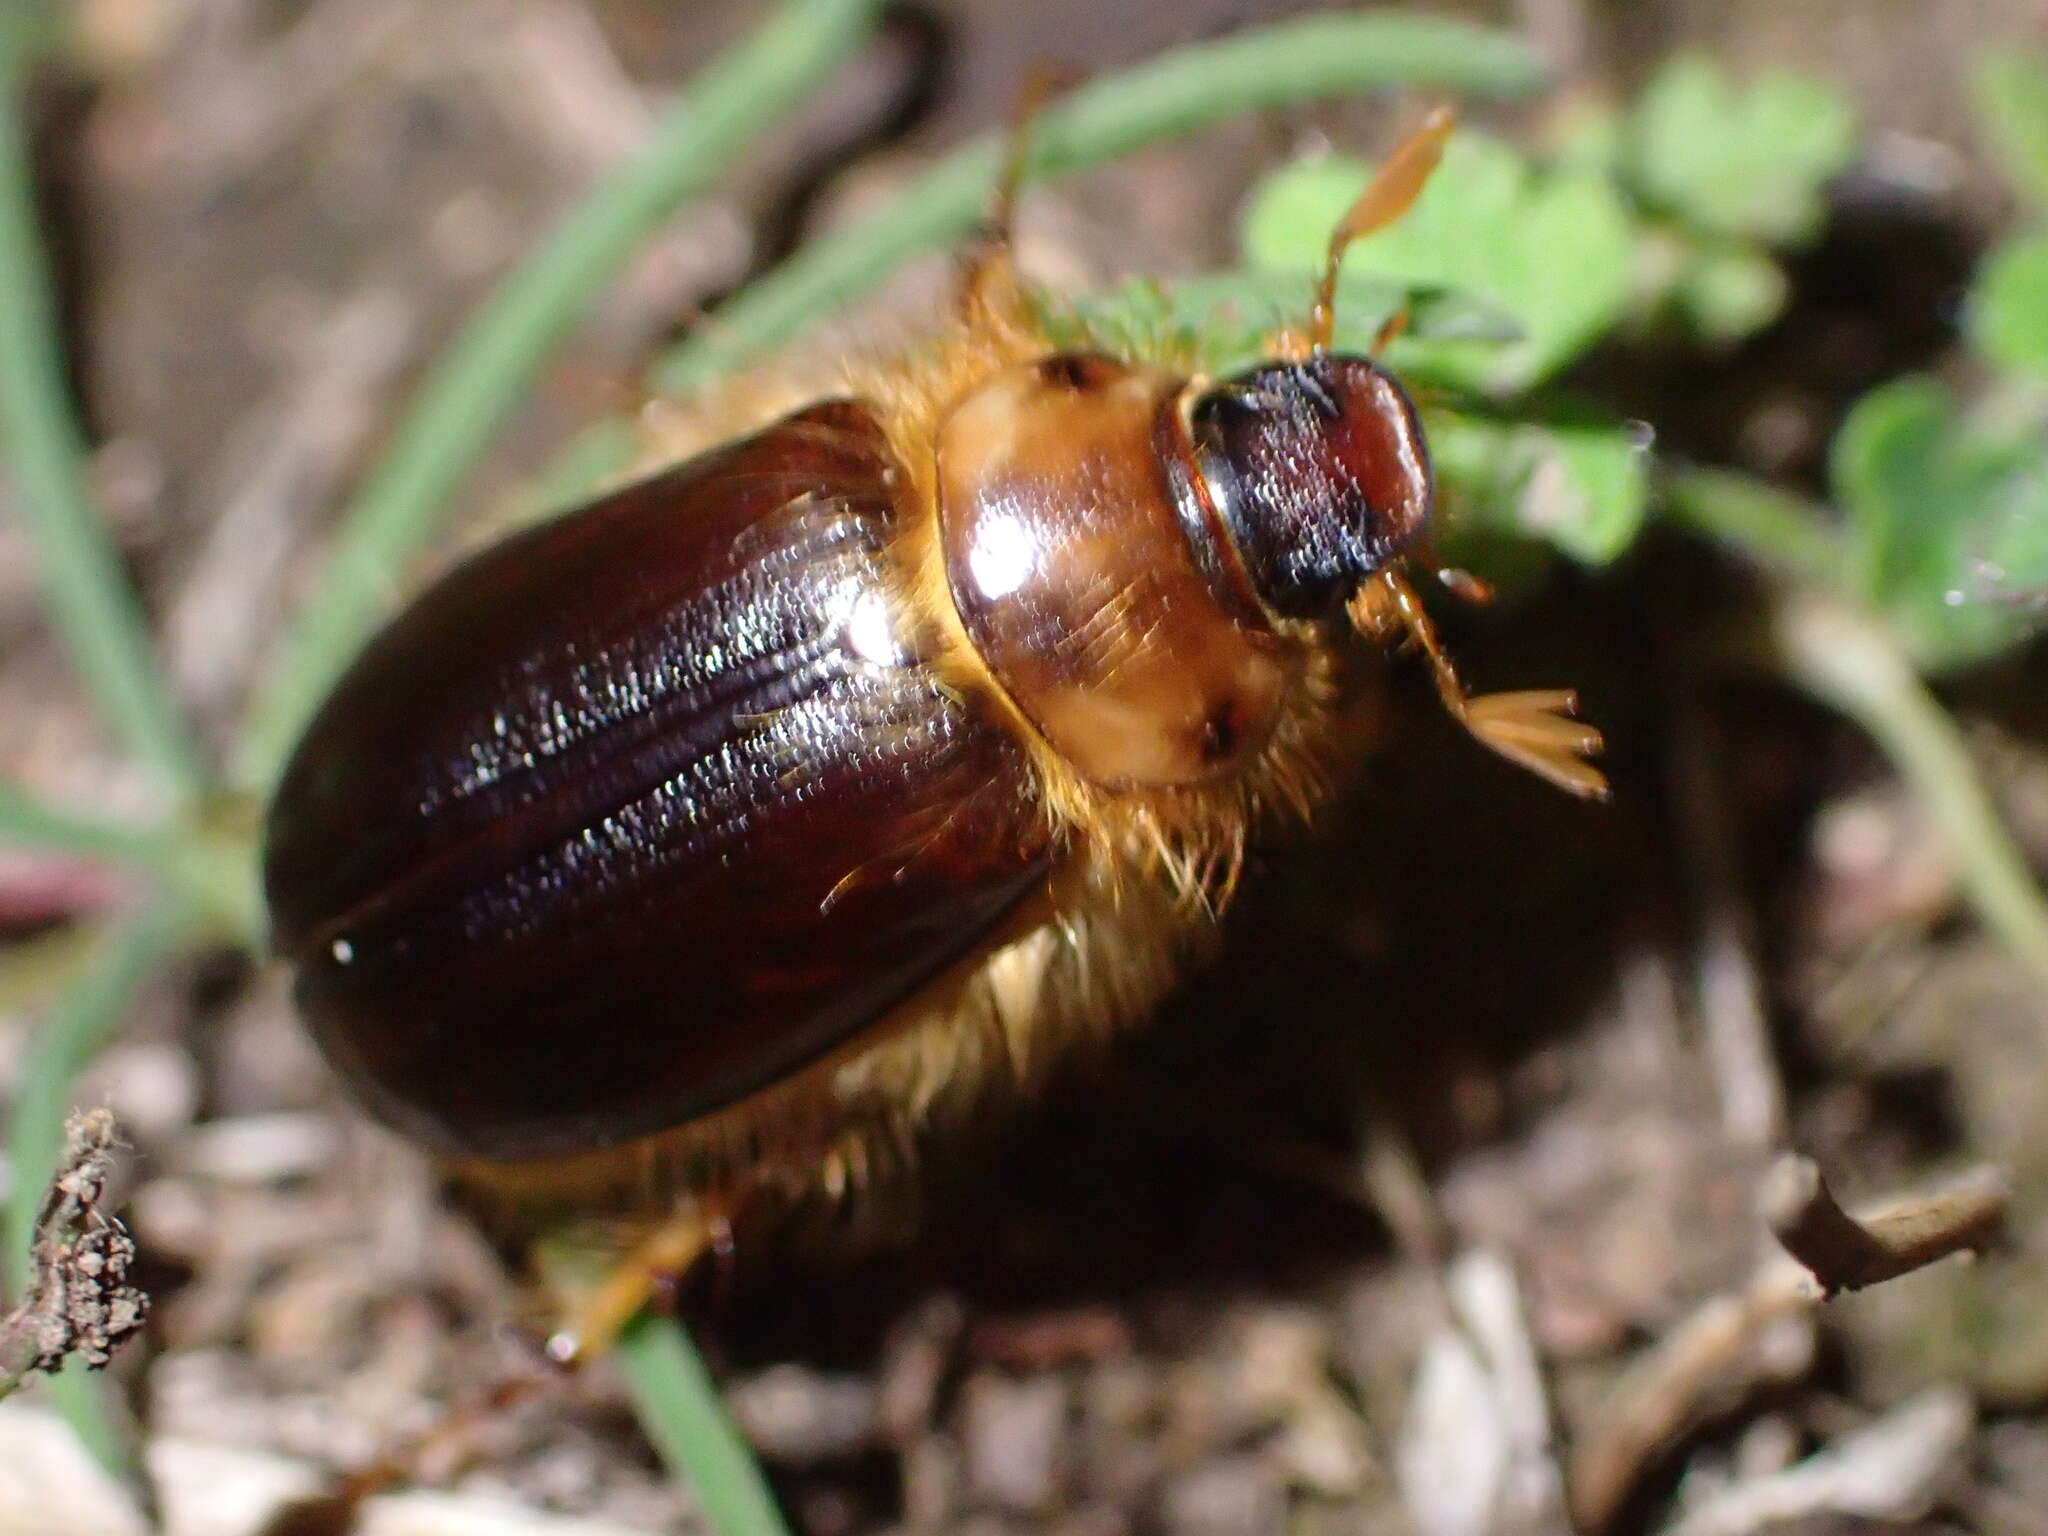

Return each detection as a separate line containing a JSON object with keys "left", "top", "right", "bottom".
{"left": 1304, "top": 105, "right": 1456, "bottom": 353}
{"left": 993, "top": 65, "right": 1065, "bottom": 249}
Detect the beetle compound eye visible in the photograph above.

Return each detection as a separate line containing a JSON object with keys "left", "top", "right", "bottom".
{"left": 1190, "top": 353, "right": 1433, "bottom": 619}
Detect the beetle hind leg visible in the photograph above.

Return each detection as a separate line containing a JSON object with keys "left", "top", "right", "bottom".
{"left": 536, "top": 1205, "right": 727, "bottom": 1366}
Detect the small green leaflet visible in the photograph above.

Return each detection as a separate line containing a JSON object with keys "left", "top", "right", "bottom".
{"left": 1833, "top": 378, "right": 2048, "bottom": 670}
{"left": 1240, "top": 132, "right": 1633, "bottom": 394}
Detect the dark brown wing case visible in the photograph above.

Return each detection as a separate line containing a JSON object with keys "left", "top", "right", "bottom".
{"left": 264, "top": 403, "right": 1050, "bottom": 1162}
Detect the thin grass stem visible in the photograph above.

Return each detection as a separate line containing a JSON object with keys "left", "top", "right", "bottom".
{"left": 616, "top": 1314, "right": 793, "bottom": 1536}
{"left": 650, "top": 14, "right": 1546, "bottom": 401}
{"left": 1771, "top": 596, "right": 2048, "bottom": 989}
{"left": 0, "top": 35, "right": 203, "bottom": 800}
{"left": 233, "top": 0, "right": 886, "bottom": 788}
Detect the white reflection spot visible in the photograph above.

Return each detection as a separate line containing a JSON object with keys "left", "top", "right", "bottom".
{"left": 968, "top": 512, "right": 1038, "bottom": 600}
{"left": 844, "top": 589, "right": 902, "bottom": 665}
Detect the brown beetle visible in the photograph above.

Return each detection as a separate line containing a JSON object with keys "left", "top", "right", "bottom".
{"left": 262, "top": 108, "right": 1604, "bottom": 1359}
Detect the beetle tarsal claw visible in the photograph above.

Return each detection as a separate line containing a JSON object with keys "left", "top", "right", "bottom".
{"left": 1461, "top": 688, "right": 1610, "bottom": 800}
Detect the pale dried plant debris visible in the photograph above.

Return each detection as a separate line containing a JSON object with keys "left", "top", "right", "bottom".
{"left": 1762, "top": 1154, "right": 2009, "bottom": 1296}
{"left": 1659, "top": 1386, "right": 1973, "bottom": 1536}
{"left": 1398, "top": 1250, "right": 1567, "bottom": 1536}
{"left": 0, "top": 1108, "right": 150, "bottom": 1396}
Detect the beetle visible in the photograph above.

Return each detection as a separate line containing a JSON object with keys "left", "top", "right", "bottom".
{"left": 261, "top": 107, "right": 1605, "bottom": 1361}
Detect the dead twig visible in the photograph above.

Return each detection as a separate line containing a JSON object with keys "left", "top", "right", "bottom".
{"left": 1762, "top": 1155, "right": 2008, "bottom": 1296}
{"left": 1570, "top": 1155, "right": 2007, "bottom": 1531}
{"left": 0, "top": 1110, "right": 149, "bottom": 1398}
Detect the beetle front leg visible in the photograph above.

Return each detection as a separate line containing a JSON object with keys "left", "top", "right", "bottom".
{"left": 1349, "top": 567, "right": 1610, "bottom": 801}
{"left": 957, "top": 64, "right": 1070, "bottom": 329}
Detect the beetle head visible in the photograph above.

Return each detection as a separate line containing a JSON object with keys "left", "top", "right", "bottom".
{"left": 1188, "top": 353, "right": 1432, "bottom": 620}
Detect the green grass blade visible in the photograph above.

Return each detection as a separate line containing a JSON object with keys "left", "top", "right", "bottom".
{"left": 44, "top": 1362, "right": 156, "bottom": 1524}
{"left": 648, "top": 14, "right": 1547, "bottom": 400}
{"left": 1665, "top": 468, "right": 2048, "bottom": 987}
{"left": 0, "top": 34, "right": 204, "bottom": 802}
{"left": 0, "top": 779, "right": 262, "bottom": 947}
{"left": 1971, "top": 50, "right": 2048, "bottom": 209}
{"left": 0, "top": 924, "right": 97, "bottom": 1018}
{"left": 615, "top": 1313, "right": 792, "bottom": 1536}
{"left": 0, "top": 775, "right": 186, "bottom": 876}
{"left": 1661, "top": 465, "right": 1849, "bottom": 589}
{"left": 4, "top": 903, "right": 186, "bottom": 1504}
{"left": 1772, "top": 596, "right": 2048, "bottom": 990}
{"left": 232, "top": 0, "right": 885, "bottom": 791}
{"left": 4, "top": 916, "right": 185, "bottom": 1284}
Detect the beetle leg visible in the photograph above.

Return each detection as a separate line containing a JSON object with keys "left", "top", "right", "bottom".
{"left": 1370, "top": 302, "right": 1412, "bottom": 355}
{"left": 1436, "top": 565, "right": 1496, "bottom": 605}
{"left": 257, "top": 1366, "right": 557, "bottom": 1529}
{"left": 263, "top": 1209, "right": 729, "bottom": 1521}
{"left": 958, "top": 64, "right": 1069, "bottom": 328}
{"left": 541, "top": 1206, "right": 722, "bottom": 1366}
{"left": 958, "top": 225, "right": 1030, "bottom": 330}
{"left": 1349, "top": 568, "right": 1610, "bottom": 800}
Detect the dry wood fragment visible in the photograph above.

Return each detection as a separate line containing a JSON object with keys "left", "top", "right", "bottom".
{"left": 1570, "top": 1155, "right": 2008, "bottom": 1532}
{"left": 1762, "top": 1155, "right": 2007, "bottom": 1295}
{"left": 0, "top": 1109, "right": 149, "bottom": 1398}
